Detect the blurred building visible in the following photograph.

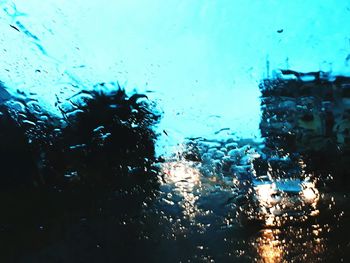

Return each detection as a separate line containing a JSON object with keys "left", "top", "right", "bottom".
{"left": 259, "top": 70, "right": 350, "bottom": 188}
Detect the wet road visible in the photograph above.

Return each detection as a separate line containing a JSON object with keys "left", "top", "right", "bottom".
{"left": 146, "top": 160, "right": 350, "bottom": 262}
{"left": 4, "top": 158, "right": 347, "bottom": 263}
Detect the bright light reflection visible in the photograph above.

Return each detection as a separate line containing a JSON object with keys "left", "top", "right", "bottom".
{"left": 253, "top": 225, "right": 328, "bottom": 262}
{"left": 256, "top": 229, "right": 283, "bottom": 263}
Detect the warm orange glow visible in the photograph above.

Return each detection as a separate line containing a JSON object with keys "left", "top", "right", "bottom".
{"left": 256, "top": 229, "right": 283, "bottom": 263}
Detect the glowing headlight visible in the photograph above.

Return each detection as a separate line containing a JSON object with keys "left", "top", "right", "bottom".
{"left": 302, "top": 187, "right": 318, "bottom": 202}
{"left": 255, "top": 184, "right": 278, "bottom": 204}
{"left": 301, "top": 182, "right": 319, "bottom": 203}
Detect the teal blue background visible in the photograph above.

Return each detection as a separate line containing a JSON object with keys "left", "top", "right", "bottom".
{"left": 1, "top": 0, "right": 350, "bottom": 154}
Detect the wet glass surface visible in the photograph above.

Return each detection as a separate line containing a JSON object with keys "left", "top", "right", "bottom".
{"left": 0, "top": 138, "right": 348, "bottom": 262}
{"left": 0, "top": 1, "right": 350, "bottom": 262}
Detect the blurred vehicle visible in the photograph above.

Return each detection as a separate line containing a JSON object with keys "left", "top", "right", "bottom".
{"left": 239, "top": 174, "right": 320, "bottom": 226}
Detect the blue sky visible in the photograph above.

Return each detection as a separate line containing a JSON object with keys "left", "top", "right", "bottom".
{"left": 1, "top": 0, "right": 350, "bottom": 153}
